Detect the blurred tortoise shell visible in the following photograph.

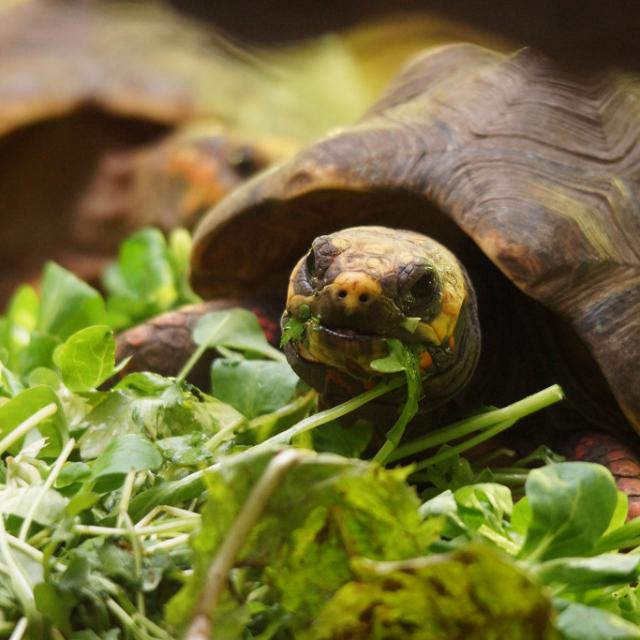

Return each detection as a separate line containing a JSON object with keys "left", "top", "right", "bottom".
{"left": 190, "top": 43, "right": 640, "bottom": 434}
{"left": 0, "top": 0, "right": 265, "bottom": 299}
{"left": 0, "top": 2, "right": 506, "bottom": 303}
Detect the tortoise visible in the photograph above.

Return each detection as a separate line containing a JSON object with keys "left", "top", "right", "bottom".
{"left": 135, "top": 42, "right": 639, "bottom": 513}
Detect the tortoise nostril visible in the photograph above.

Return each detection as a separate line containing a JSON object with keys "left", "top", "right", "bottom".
{"left": 338, "top": 289, "right": 348, "bottom": 299}
{"left": 358, "top": 293, "right": 369, "bottom": 303}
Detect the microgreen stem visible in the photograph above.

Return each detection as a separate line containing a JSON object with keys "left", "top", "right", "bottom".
{"left": 176, "top": 314, "right": 235, "bottom": 383}
{"left": 106, "top": 599, "right": 153, "bottom": 640}
{"left": 25, "top": 529, "right": 49, "bottom": 549}
{"left": 117, "top": 469, "right": 138, "bottom": 529}
{"left": 0, "top": 517, "right": 36, "bottom": 625}
{"left": 247, "top": 389, "right": 317, "bottom": 437}
{"left": 204, "top": 420, "right": 245, "bottom": 453}
{"left": 262, "top": 376, "right": 405, "bottom": 447}
{"left": 127, "top": 376, "right": 405, "bottom": 520}
{"left": 74, "top": 516, "right": 199, "bottom": 537}
{"left": 185, "top": 449, "right": 307, "bottom": 640}
{"left": 593, "top": 517, "right": 640, "bottom": 554}
{"left": 413, "top": 418, "right": 516, "bottom": 471}
{"left": 486, "top": 472, "right": 530, "bottom": 485}
{"left": 135, "top": 505, "right": 199, "bottom": 529}
{"left": 372, "top": 388, "right": 419, "bottom": 465}
{"left": 133, "top": 614, "right": 175, "bottom": 640}
{"left": 0, "top": 402, "right": 58, "bottom": 456}
{"left": 388, "top": 384, "right": 564, "bottom": 463}
{"left": 122, "top": 511, "right": 146, "bottom": 616}
{"left": 8, "top": 618, "right": 27, "bottom": 640}
{"left": 6, "top": 532, "right": 66, "bottom": 572}
{"left": 145, "top": 533, "right": 190, "bottom": 554}
{"left": 19, "top": 437, "right": 75, "bottom": 541}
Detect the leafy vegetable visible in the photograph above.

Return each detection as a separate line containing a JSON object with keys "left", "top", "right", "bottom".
{"left": 103, "top": 227, "right": 200, "bottom": 330}
{"left": 211, "top": 358, "right": 299, "bottom": 419}
{"left": 38, "top": 263, "right": 107, "bottom": 341}
{"left": 53, "top": 325, "right": 118, "bottom": 392}
{"left": 310, "top": 545, "right": 553, "bottom": 639}
{"left": 77, "top": 373, "right": 242, "bottom": 459}
{"left": 555, "top": 600, "right": 640, "bottom": 640}
{"left": 167, "top": 449, "right": 442, "bottom": 637}
{"left": 0, "top": 227, "right": 639, "bottom": 639}
{"left": 0, "top": 386, "right": 66, "bottom": 458}
{"left": 518, "top": 462, "right": 618, "bottom": 561}
{"left": 280, "top": 314, "right": 306, "bottom": 346}
{"left": 192, "top": 308, "right": 285, "bottom": 362}
{"left": 88, "top": 434, "right": 163, "bottom": 493}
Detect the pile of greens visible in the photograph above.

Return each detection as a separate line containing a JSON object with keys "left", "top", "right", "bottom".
{"left": 1, "top": 228, "right": 640, "bottom": 639}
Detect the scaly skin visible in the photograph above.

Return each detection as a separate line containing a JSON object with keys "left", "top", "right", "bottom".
{"left": 283, "top": 226, "right": 480, "bottom": 412}
{"left": 570, "top": 432, "right": 640, "bottom": 519}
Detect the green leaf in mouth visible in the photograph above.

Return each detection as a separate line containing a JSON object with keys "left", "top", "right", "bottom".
{"left": 371, "top": 338, "right": 422, "bottom": 464}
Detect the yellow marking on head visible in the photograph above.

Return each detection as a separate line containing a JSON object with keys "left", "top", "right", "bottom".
{"left": 416, "top": 322, "right": 439, "bottom": 344}
{"left": 419, "top": 351, "right": 433, "bottom": 371}
{"left": 430, "top": 314, "right": 454, "bottom": 343}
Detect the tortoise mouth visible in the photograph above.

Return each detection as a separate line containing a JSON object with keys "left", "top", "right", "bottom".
{"left": 318, "top": 325, "right": 377, "bottom": 340}
{"left": 283, "top": 312, "right": 390, "bottom": 377}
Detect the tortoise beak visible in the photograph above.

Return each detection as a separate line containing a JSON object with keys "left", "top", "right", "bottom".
{"left": 281, "top": 311, "right": 389, "bottom": 376}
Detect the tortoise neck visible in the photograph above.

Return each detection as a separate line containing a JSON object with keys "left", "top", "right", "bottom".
{"left": 421, "top": 271, "right": 481, "bottom": 410}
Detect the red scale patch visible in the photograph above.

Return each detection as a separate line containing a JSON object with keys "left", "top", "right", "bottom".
{"left": 251, "top": 306, "right": 279, "bottom": 345}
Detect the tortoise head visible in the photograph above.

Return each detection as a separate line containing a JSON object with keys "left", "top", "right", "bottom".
{"left": 282, "top": 226, "right": 481, "bottom": 407}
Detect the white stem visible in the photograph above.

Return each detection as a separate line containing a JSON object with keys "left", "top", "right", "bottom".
{"left": 0, "top": 518, "right": 34, "bottom": 619}
{"left": 6, "top": 533, "right": 66, "bottom": 572}
{"left": 8, "top": 618, "right": 28, "bottom": 640}
{"left": 74, "top": 516, "right": 199, "bottom": 537}
{"left": 117, "top": 469, "right": 137, "bottom": 529}
{"left": 145, "top": 533, "right": 190, "bottom": 554}
{"left": 135, "top": 505, "right": 199, "bottom": 529}
{"left": 185, "top": 449, "right": 307, "bottom": 640}
{"left": 19, "top": 438, "right": 75, "bottom": 541}
{"left": 0, "top": 403, "right": 58, "bottom": 457}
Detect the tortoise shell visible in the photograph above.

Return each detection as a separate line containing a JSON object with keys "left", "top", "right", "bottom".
{"left": 191, "top": 43, "right": 640, "bottom": 433}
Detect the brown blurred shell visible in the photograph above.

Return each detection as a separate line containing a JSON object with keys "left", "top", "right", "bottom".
{"left": 0, "top": 2, "right": 507, "bottom": 303}
{"left": 191, "top": 43, "right": 640, "bottom": 432}
{"left": 0, "top": 0, "right": 256, "bottom": 300}
{"left": 0, "top": 2, "right": 212, "bottom": 135}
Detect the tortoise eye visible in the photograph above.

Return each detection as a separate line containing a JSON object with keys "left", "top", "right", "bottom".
{"left": 401, "top": 269, "right": 440, "bottom": 318}
{"left": 230, "top": 145, "right": 260, "bottom": 177}
{"left": 409, "top": 270, "right": 438, "bottom": 300}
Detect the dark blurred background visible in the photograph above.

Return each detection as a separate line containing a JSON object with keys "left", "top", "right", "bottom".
{"left": 171, "top": 0, "right": 640, "bottom": 72}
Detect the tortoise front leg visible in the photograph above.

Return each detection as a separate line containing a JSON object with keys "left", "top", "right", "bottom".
{"left": 114, "top": 298, "right": 281, "bottom": 390}
{"left": 568, "top": 432, "right": 640, "bottom": 520}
